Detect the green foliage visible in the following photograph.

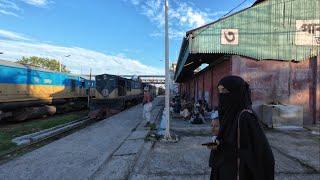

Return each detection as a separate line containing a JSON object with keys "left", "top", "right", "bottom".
{"left": 0, "top": 111, "right": 88, "bottom": 155}
{"left": 16, "top": 56, "right": 70, "bottom": 73}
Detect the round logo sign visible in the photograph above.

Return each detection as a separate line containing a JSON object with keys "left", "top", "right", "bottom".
{"left": 102, "top": 89, "right": 109, "bottom": 97}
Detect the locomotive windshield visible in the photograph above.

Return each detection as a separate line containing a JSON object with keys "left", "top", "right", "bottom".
{"left": 95, "top": 74, "right": 118, "bottom": 97}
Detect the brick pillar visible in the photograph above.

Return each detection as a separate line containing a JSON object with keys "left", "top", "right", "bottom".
{"left": 211, "top": 68, "right": 214, "bottom": 108}
{"left": 311, "top": 57, "right": 317, "bottom": 124}
{"left": 317, "top": 55, "right": 320, "bottom": 124}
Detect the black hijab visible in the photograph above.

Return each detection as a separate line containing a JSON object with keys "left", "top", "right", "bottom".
{"left": 217, "top": 76, "right": 252, "bottom": 145}
{"left": 211, "top": 76, "right": 275, "bottom": 180}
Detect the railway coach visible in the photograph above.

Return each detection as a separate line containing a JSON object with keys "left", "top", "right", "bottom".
{"left": 0, "top": 60, "right": 95, "bottom": 122}
{"left": 89, "top": 74, "right": 160, "bottom": 119}
{"left": 92, "top": 74, "right": 143, "bottom": 109}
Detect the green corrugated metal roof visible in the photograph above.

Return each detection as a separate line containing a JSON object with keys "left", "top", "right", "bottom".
{"left": 175, "top": 0, "right": 320, "bottom": 81}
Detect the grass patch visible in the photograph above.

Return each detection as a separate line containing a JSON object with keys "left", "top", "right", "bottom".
{"left": 0, "top": 111, "right": 88, "bottom": 155}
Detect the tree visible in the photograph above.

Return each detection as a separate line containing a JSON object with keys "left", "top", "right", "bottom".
{"left": 16, "top": 56, "right": 70, "bottom": 73}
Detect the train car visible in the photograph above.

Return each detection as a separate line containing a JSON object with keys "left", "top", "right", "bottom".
{"left": 92, "top": 74, "right": 143, "bottom": 110}
{"left": 0, "top": 60, "right": 95, "bottom": 122}
{"left": 90, "top": 74, "right": 163, "bottom": 119}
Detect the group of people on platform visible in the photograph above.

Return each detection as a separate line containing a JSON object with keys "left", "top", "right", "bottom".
{"left": 170, "top": 94, "right": 216, "bottom": 125}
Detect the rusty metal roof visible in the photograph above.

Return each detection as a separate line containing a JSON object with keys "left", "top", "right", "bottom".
{"left": 175, "top": 0, "right": 320, "bottom": 82}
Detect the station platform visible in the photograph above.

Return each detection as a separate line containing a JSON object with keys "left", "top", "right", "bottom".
{"left": 130, "top": 115, "right": 320, "bottom": 180}
{"left": 0, "top": 97, "right": 164, "bottom": 180}
{"left": 1, "top": 98, "right": 318, "bottom": 180}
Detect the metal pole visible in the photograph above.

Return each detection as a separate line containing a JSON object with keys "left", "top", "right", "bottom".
{"left": 88, "top": 68, "right": 92, "bottom": 108}
{"left": 164, "top": 0, "right": 171, "bottom": 139}
{"left": 59, "top": 59, "right": 62, "bottom": 72}
{"left": 61, "top": 55, "right": 70, "bottom": 73}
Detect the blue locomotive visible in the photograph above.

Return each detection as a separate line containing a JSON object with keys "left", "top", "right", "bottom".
{"left": 0, "top": 60, "right": 95, "bottom": 122}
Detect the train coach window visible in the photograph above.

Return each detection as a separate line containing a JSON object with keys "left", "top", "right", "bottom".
{"left": 134, "top": 82, "right": 140, "bottom": 89}
{"left": 80, "top": 80, "right": 85, "bottom": 88}
{"left": 108, "top": 78, "right": 116, "bottom": 88}
{"left": 127, "top": 81, "right": 131, "bottom": 91}
{"left": 71, "top": 79, "right": 76, "bottom": 92}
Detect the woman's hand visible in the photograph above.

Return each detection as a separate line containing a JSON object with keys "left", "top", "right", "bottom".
{"left": 205, "top": 140, "right": 220, "bottom": 150}
{"left": 211, "top": 119, "right": 220, "bottom": 135}
{"left": 206, "top": 144, "right": 218, "bottom": 150}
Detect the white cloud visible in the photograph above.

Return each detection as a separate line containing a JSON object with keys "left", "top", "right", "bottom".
{"left": 126, "top": 0, "right": 226, "bottom": 39}
{"left": 0, "top": 0, "right": 52, "bottom": 17}
{"left": 20, "top": 0, "right": 51, "bottom": 7}
{"left": 0, "top": 0, "right": 21, "bottom": 17}
{"left": 0, "top": 38, "right": 163, "bottom": 75}
{"left": 130, "top": 0, "right": 141, "bottom": 6}
{"left": 0, "top": 9, "right": 19, "bottom": 17}
{"left": 0, "top": 0, "right": 21, "bottom": 11}
{"left": 0, "top": 29, "right": 32, "bottom": 41}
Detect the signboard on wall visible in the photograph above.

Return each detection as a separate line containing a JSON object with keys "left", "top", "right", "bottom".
{"left": 221, "top": 29, "right": 239, "bottom": 45}
{"left": 295, "top": 20, "right": 320, "bottom": 46}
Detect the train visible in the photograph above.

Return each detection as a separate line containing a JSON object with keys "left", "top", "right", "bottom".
{"left": 0, "top": 59, "right": 159, "bottom": 122}
{"left": 0, "top": 60, "right": 95, "bottom": 122}
{"left": 93, "top": 74, "right": 144, "bottom": 108}
{"left": 89, "top": 74, "right": 157, "bottom": 119}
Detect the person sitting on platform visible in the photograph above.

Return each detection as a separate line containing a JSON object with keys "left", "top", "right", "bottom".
{"left": 190, "top": 101, "right": 205, "bottom": 124}
{"left": 180, "top": 104, "right": 191, "bottom": 120}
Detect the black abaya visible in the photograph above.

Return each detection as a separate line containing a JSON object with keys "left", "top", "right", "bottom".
{"left": 209, "top": 76, "right": 274, "bottom": 180}
{"left": 211, "top": 112, "right": 274, "bottom": 180}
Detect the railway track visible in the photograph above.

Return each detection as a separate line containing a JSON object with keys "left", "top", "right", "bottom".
{"left": 0, "top": 98, "right": 144, "bottom": 164}
{"left": 0, "top": 116, "right": 94, "bottom": 163}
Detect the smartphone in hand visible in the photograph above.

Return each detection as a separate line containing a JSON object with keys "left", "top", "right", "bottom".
{"left": 201, "top": 142, "right": 218, "bottom": 146}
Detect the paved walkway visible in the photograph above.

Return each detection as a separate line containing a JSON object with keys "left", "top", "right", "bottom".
{"left": 130, "top": 116, "right": 320, "bottom": 180}
{"left": 0, "top": 97, "right": 164, "bottom": 180}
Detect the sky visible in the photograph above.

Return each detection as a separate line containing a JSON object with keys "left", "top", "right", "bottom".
{"left": 0, "top": 0, "right": 256, "bottom": 75}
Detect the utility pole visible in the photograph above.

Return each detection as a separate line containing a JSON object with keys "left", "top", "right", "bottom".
{"left": 59, "top": 60, "right": 62, "bottom": 72}
{"left": 88, "top": 68, "right": 92, "bottom": 108}
{"left": 60, "top": 55, "right": 71, "bottom": 72}
{"left": 164, "top": 0, "right": 171, "bottom": 139}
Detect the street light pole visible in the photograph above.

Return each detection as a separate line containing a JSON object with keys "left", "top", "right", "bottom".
{"left": 60, "top": 55, "right": 71, "bottom": 72}
{"left": 59, "top": 60, "right": 62, "bottom": 72}
{"left": 164, "top": 0, "right": 171, "bottom": 139}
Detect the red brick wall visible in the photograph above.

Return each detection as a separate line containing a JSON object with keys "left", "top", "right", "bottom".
{"left": 317, "top": 56, "right": 320, "bottom": 124}
{"left": 197, "top": 73, "right": 204, "bottom": 101}
{"left": 178, "top": 55, "right": 317, "bottom": 124}
{"left": 178, "top": 59, "right": 231, "bottom": 108}
{"left": 194, "top": 76, "right": 199, "bottom": 101}
{"left": 232, "top": 56, "right": 294, "bottom": 105}
{"left": 190, "top": 79, "right": 195, "bottom": 100}
{"left": 180, "top": 78, "right": 195, "bottom": 101}
{"left": 203, "top": 69, "right": 213, "bottom": 106}
{"left": 232, "top": 55, "right": 316, "bottom": 125}
{"left": 290, "top": 59, "right": 313, "bottom": 124}
{"left": 179, "top": 83, "right": 186, "bottom": 96}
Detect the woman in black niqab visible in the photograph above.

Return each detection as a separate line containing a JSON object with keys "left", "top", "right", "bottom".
{"left": 209, "top": 76, "right": 274, "bottom": 180}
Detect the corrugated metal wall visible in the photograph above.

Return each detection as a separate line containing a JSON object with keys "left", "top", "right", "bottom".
{"left": 190, "top": 0, "right": 320, "bottom": 61}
